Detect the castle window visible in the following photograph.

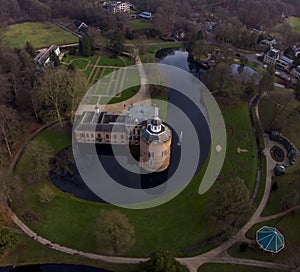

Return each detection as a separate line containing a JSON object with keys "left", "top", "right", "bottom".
{"left": 149, "top": 160, "right": 153, "bottom": 166}
{"left": 106, "top": 134, "right": 109, "bottom": 139}
{"left": 162, "top": 150, "right": 167, "bottom": 157}
{"left": 91, "top": 133, "right": 94, "bottom": 138}
{"left": 80, "top": 133, "right": 85, "bottom": 138}
{"left": 113, "top": 134, "right": 117, "bottom": 139}
{"left": 149, "top": 151, "right": 154, "bottom": 158}
{"left": 86, "top": 133, "right": 89, "bottom": 138}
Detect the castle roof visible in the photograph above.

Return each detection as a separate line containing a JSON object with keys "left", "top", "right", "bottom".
{"left": 142, "top": 124, "right": 172, "bottom": 143}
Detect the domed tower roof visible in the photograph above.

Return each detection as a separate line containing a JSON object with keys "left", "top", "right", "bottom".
{"left": 141, "top": 107, "right": 172, "bottom": 143}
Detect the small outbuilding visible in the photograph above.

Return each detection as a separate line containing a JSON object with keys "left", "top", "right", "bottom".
{"left": 256, "top": 226, "right": 285, "bottom": 253}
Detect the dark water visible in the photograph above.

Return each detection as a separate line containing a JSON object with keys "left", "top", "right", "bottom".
{"left": 49, "top": 48, "right": 211, "bottom": 201}
{"left": 0, "top": 264, "right": 111, "bottom": 272}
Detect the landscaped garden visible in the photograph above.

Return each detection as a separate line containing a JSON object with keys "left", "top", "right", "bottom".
{"left": 61, "top": 53, "right": 136, "bottom": 87}
{"left": 289, "top": 16, "right": 300, "bottom": 33}
{"left": 0, "top": 22, "right": 78, "bottom": 49}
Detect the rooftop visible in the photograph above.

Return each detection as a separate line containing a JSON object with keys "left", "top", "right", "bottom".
{"left": 256, "top": 226, "right": 285, "bottom": 253}
{"left": 34, "top": 45, "right": 59, "bottom": 65}
{"left": 280, "top": 55, "right": 294, "bottom": 64}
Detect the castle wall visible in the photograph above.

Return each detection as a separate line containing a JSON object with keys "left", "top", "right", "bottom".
{"left": 139, "top": 138, "right": 172, "bottom": 172}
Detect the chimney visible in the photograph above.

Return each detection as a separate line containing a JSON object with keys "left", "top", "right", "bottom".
{"left": 95, "top": 104, "right": 100, "bottom": 114}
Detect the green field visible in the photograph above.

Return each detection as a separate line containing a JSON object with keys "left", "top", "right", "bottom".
{"left": 1, "top": 22, "right": 78, "bottom": 49}
{"left": 9, "top": 102, "right": 258, "bottom": 262}
{"left": 130, "top": 20, "right": 153, "bottom": 30}
{"left": 289, "top": 16, "right": 300, "bottom": 33}
{"left": 98, "top": 56, "right": 126, "bottom": 67}
{"left": 220, "top": 104, "right": 258, "bottom": 193}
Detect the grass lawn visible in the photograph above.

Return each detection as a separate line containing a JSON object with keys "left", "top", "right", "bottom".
{"left": 10, "top": 103, "right": 258, "bottom": 261}
{"left": 100, "top": 86, "right": 139, "bottom": 104}
{"left": 62, "top": 54, "right": 99, "bottom": 66}
{"left": 70, "top": 59, "right": 90, "bottom": 70}
{"left": 1, "top": 233, "right": 138, "bottom": 272}
{"left": 83, "top": 66, "right": 93, "bottom": 79}
{"left": 1, "top": 22, "right": 78, "bottom": 49}
{"left": 219, "top": 104, "right": 258, "bottom": 194}
{"left": 98, "top": 56, "right": 125, "bottom": 67}
{"left": 129, "top": 20, "right": 152, "bottom": 30}
{"left": 84, "top": 96, "right": 99, "bottom": 105}
{"left": 289, "top": 16, "right": 300, "bottom": 33}
{"left": 198, "top": 263, "right": 275, "bottom": 272}
{"left": 120, "top": 55, "right": 136, "bottom": 66}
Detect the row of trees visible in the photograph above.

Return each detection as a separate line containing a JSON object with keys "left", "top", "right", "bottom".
{"left": 0, "top": 42, "right": 88, "bottom": 167}
{"left": 0, "top": 45, "right": 35, "bottom": 165}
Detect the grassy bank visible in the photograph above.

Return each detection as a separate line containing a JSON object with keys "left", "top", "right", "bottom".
{"left": 1, "top": 22, "right": 78, "bottom": 49}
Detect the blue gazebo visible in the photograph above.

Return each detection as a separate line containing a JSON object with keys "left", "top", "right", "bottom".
{"left": 256, "top": 226, "right": 285, "bottom": 253}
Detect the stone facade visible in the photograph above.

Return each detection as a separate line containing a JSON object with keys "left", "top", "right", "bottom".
{"left": 74, "top": 105, "right": 172, "bottom": 172}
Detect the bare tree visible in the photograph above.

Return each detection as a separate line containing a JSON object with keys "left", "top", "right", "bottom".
{"left": 0, "top": 105, "right": 23, "bottom": 158}
{"left": 32, "top": 68, "right": 87, "bottom": 126}
{"left": 96, "top": 209, "right": 135, "bottom": 255}
{"left": 26, "top": 141, "right": 53, "bottom": 184}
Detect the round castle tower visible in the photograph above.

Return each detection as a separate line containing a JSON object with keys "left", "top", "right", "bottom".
{"left": 140, "top": 107, "right": 172, "bottom": 172}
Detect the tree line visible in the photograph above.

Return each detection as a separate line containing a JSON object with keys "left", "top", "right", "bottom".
{"left": 2, "top": 0, "right": 300, "bottom": 43}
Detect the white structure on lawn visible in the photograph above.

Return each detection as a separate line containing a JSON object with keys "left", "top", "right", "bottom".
{"left": 34, "top": 45, "right": 60, "bottom": 67}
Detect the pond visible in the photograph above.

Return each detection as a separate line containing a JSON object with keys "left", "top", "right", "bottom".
{"left": 231, "top": 63, "right": 261, "bottom": 84}
{"left": 49, "top": 48, "right": 211, "bottom": 202}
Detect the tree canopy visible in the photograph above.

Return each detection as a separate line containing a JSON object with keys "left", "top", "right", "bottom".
{"left": 96, "top": 209, "right": 135, "bottom": 255}
{"left": 32, "top": 67, "right": 87, "bottom": 126}
{"left": 208, "top": 177, "right": 250, "bottom": 235}
{"left": 140, "top": 250, "right": 186, "bottom": 272}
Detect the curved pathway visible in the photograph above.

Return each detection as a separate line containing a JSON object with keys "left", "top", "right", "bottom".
{"left": 6, "top": 90, "right": 300, "bottom": 271}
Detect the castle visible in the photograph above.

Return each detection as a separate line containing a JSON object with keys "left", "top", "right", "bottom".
{"left": 74, "top": 105, "right": 172, "bottom": 172}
